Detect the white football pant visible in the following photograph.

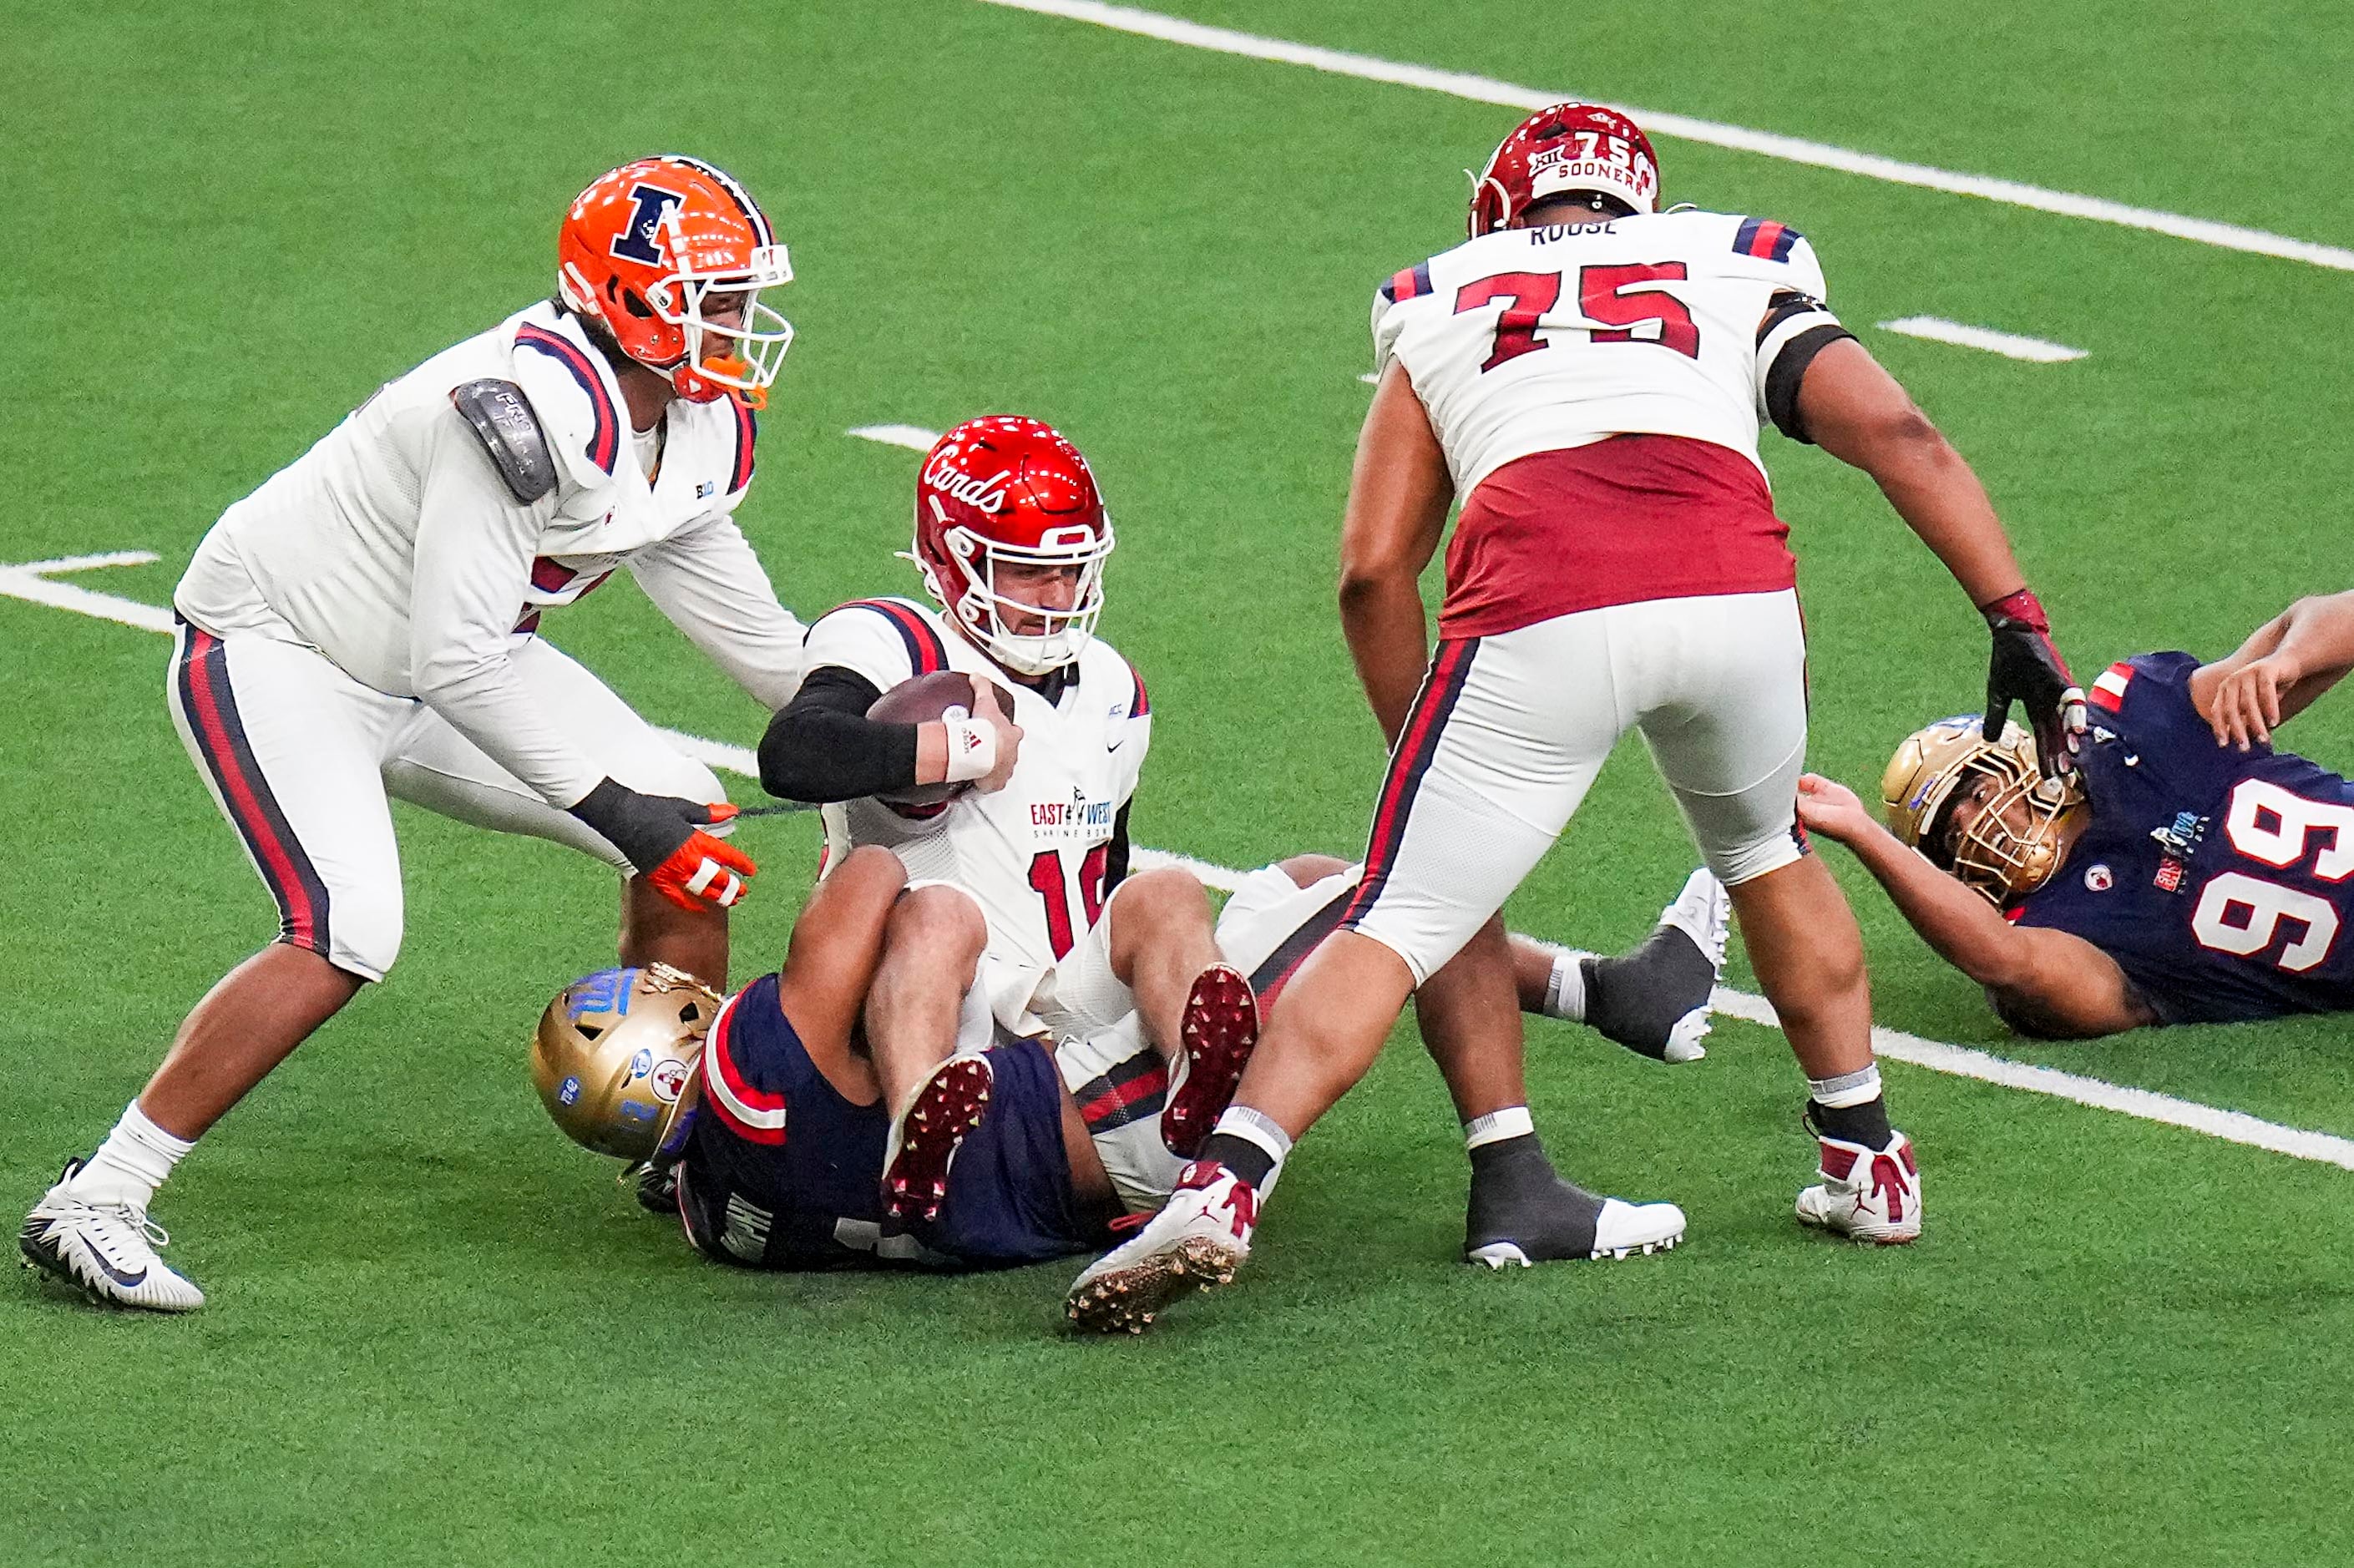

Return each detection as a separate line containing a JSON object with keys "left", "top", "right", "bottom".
{"left": 1344, "top": 589, "right": 1810, "bottom": 984}
{"left": 167, "top": 620, "right": 728, "bottom": 982}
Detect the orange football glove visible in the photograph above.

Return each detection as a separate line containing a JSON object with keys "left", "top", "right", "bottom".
{"left": 647, "top": 826, "right": 757, "bottom": 912}
{"left": 568, "top": 782, "right": 757, "bottom": 912}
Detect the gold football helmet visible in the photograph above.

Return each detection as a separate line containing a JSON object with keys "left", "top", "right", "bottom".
{"left": 531, "top": 962, "right": 722, "bottom": 1161}
{"left": 1881, "top": 716, "right": 2088, "bottom": 906}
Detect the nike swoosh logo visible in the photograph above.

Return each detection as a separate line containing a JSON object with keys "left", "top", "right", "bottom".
{"left": 85, "top": 1252, "right": 149, "bottom": 1289}
{"left": 66, "top": 1227, "right": 148, "bottom": 1289}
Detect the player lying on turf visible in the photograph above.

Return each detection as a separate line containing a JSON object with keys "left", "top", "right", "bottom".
{"left": 532, "top": 846, "right": 1726, "bottom": 1272}
{"left": 1795, "top": 590, "right": 2354, "bottom": 1039}
{"left": 1067, "top": 102, "right": 2090, "bottom": 1331}
{"left": 753, "top": 417, "right": 1266, "bottom": 1221}
{"left": 21, "top": 158, "right": 807, "bottom": 1314}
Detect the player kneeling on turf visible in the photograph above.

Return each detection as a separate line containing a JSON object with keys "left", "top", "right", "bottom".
{"left": 21, "top": 158, "right": 806, "bottom": 1314}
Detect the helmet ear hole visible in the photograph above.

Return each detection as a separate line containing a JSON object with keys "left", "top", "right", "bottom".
{"left": 620, "top": 288, "right": 656, "bottom": 320}
{"left": 577, "top": 1024, "right": 604, "bottom": 1039}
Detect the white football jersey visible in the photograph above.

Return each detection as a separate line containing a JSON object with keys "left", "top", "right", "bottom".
{"left": 807, "top": 597, "right": 1152, "bottom": 1009}
{"left": 1372, "top": 210, "right": 1845, "bottom": 496}
{"left": 174, "top": 300, "right": 803, "bottom": 805}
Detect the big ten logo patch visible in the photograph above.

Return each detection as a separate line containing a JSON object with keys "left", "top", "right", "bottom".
{"left": 567, "top": 968, "right": 639, "bottom": 1023}
{"left": 1030, "top": 787, "right": 1116, "bottom": 842}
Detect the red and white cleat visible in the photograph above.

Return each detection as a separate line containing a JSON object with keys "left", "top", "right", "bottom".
{"left": 1795, "top": 1128, "right": 1922, "bottom": 1245}
{"left": 1160, "top": 964, "right": 1259, "bottom": 1160}
{"left": 882, "top": 1055, "right": 994, "bottom": 1225}
{"left": 1066, "top": 1161, "right": 1256, "bottom": 1333}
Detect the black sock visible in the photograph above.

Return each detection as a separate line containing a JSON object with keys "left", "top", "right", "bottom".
{"left": 1197, "top": 1130, "right": 1276, "bottom": 1190}
{"left": 1810, "top": 1095, "right": 1894, "bottom": 1151}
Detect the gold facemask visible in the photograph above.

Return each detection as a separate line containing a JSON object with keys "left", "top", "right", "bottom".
{"left": 1881, "top": 716, "right": 2087, "bottom": 906}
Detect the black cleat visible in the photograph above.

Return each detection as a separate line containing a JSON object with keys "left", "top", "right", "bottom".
{"left": 1465, "top": 1138, "right": 1686, "bottom": 1267}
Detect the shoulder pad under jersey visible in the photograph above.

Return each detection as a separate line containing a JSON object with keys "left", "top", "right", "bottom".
{"left": 509, "top": 317, "right": 625, "bottom": 493}
{"left": 448, "top": 379, "right": 557, "bottom": 503}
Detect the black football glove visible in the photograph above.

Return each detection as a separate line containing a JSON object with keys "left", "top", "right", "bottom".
{"left": 1980, "top": 588, "right": 2086, "bottom": 778}
{"left": 567, "top": 778, "right": 754, "bottom": 910}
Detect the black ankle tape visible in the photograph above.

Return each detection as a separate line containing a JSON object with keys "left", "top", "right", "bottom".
{"left": 1810, "top": 1095, "right": 1894, "bottom": 1151}
{"left": 1197, "top": 1131, "right": 1275, "bottom": 1190}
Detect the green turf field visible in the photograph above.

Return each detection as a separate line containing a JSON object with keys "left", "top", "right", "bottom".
{"left": 7, "top": 3, "right": 2353, "bottom": 1562}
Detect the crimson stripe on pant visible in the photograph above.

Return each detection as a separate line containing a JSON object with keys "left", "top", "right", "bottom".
{"left": 174, "top": 625, "right": 333, "bottom": 955}
{"left": 1342, "top": 637, "right": 1481, "bottom": 930}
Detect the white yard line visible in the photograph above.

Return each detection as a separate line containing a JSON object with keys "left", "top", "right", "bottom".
{"left": 0, "top": 550, "right": 175, "bottom": 635}
{"left": 10, "top": 549, "right": 2352, "bottom": 1172}
{"left": 1878, "top": 316, "right": 2088, "bottom": 362}
{"left": 1707, "top": 990, "right": 2354, "bottom": 1171}
{"left": 974, "top": 0, "right": 2354, "bottom": 275}
{"left": 846, "top": 423, "right": 944, "bottom": 452}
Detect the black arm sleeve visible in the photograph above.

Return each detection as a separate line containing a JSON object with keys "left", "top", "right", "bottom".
{"left": 1103, "top": 802, "right": 1131, "bottom": 894}
{"left": 757, "top": 665, "right": 922, "bottom": 803}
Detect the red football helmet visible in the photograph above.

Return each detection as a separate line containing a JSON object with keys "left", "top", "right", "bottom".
{"left": 556, "top": 155, "right": 793, "bottom": 408}
{"left": 1469, "top": 104, "right": 1660, "bottom": 238}
{"left": 910, "top": 416, "right": 1114, "bottom": 675}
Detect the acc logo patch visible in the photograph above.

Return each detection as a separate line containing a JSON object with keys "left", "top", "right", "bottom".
{"left": 2083, "top": 863, "right": 2114, "bottom": 893}
{"left": 628, "top": 1047, "right": 653, "bottom": 1081}
{"left": 651, "top": 1058, "right": 690, "bottom": 1104}
{"left": 558, "top": 1075, "right": 582, "bottom": 1107}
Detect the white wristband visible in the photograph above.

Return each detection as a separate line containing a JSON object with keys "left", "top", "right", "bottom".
{"left": 939, "top": 712, "right": 999, "bottom": 784}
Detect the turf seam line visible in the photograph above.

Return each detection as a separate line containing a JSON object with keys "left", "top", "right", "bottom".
{"left": 973, "top": 0, "right": 2354, "bottom": 276}
{"left": 13, "top": 553, "right": 2354, "bottom": 1173}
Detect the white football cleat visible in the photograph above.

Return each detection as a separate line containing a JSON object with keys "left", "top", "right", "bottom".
{"left": 1066, "top": 1161, "right": 1256, "bottom": 1334}
{"left": 19, "top": 1162, "right": 205, "bottom": 1313}
{"left": 1656, "top": 869, "right": 1730, "bottom": 1064}
{"left": 1795, "top": 1129, "right": 1922, "bottom": 1245}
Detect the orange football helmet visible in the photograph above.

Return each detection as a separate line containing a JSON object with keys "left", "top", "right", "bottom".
{"left": 557, "top": 155, "right": 792, "bottom": 408}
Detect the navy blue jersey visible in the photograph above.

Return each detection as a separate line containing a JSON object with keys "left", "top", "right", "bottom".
{"left": 2012, "top": 652, "right": 2354, "bottom": 1024}
{"left": 680, "top": 973, "right": 891, "bottom": 1269}
{"left": 909, "top": 1038, "right": 1100, "bottom": 1268}
{"left": 678, "top": 974, "right": 1101, "bottom": 1271}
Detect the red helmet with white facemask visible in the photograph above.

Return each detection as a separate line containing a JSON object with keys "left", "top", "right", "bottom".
{"left": 909, "top": 416, "right": 1114, "bottom": 676}
{"left": 1469, "top": 103, "right": 1661, "bottom": 238}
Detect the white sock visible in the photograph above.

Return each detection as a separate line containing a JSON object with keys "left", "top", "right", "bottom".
{"left": 1208, "top": 1105, "right": 1291, "bottom": 1199}
{"left": 68, "top": 1101, "right": 194, "bottom": 1210}
{"left": 1806, "top": 1064, "right": 1883, "bottom": 1109}
{"left": 1463, "top": 1105, "right": 1535, "bottom": 1151}
{"left": 1542, "top": 950, "right": 1587, "bottom": 1022}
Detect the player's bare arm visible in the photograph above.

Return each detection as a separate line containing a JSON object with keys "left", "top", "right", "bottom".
{"left": 2189, "top": 589, "right": 2354, "bottom": 751}
{"left": 1796, "top": 773, "right": 2152, "bottom": 1036}
{"left": 1797, "top": 341, "right": 2026, "bottom": 606}
{"left": 1797, "top": 337, "right": 2085, "bottom": 773}
{"left": 769, "top": 845, "right": 906, "bottom": 1097}
{"left": 1339, "top": 364, "right": 1455, "bottom": 744}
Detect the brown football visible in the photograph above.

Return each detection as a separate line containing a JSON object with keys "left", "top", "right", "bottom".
{"left": 868, "top": 670, "right": 1015, "bottom": 813}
